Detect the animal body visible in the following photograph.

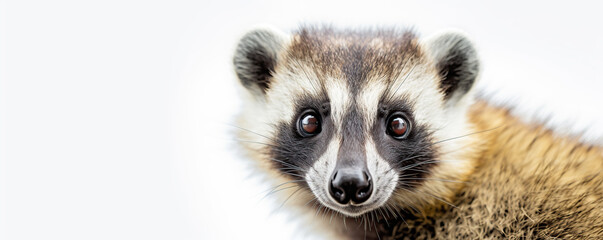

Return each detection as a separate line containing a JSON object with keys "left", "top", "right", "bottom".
{"left": 232, "top": 26, "right": 603, "bottom": 239}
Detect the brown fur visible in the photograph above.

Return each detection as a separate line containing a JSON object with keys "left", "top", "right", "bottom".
{"left": 378, "top": 101, "right": 603, "bottom": 239}
{"left": 283, "top": 27, "right": 424, "bottom": 86}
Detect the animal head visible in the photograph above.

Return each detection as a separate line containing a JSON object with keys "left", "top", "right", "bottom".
{"left": 233, "top": 26, "right": 480, "bottom": 217}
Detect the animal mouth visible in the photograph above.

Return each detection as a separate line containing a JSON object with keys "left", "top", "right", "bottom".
{"left": 320, "top": 191, "right": 390, "bottom": 217}
{"left": 330, "top": 204, "right": 376, "bottom": 217}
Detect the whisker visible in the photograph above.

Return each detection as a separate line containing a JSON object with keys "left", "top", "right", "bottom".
{"left": 263, "top": 185, "right": 299, "bottom": 200}
{"left": 270, "top": 158, "right": 309, "bottom": 173}
{"left": 398, "top": 177, "right": 469, "bottom": 184}
{"left": 378, "top": 208, "right": 389, "bottom": 226}
{"left": 315, "top": 205, "right": 324, "bottom": 217}
{"left": 275, "top": 168, "right": 306, "bottom": 177}
{"left": 329, "top": 208, "right": 336, "bottom": 223}
{"left": 303, "top": 197, "right": 317, "bottom": 208}
{"left": 373, "top": 212, "right": 381, "bottom": 240}
{"left": 320, "top": 204, "right": 330, "bottom": 221}
{"left": 390, "top": 153, "right": 431, "bottom": 168}
{"left": 225, "top": 124, "right": 274, "bottom": 141}
{"left": 388, "top": 65, "right": 417, "bottom": 101}
{"left": 277, "top": 186, "right": 303, "bottom": 210}
{"left": 342, "top": 214, "right": 348, "bottom": 230}
{"left": 261, "top": 179, "right": 303, "bottom": 193}
{"left": 396, "top": 188, "right": 457, "bottom": 209}
{"left": 299, "top": 61, "right": 323, "bottom": 95}
{"left": 385, "top": 202, "right": 409, "bottom": 227}
{"left": 398, "top": 160, "right": 441, "bottom": 172}
{"left": 434, "top": 125, "right": 506, "bottom": 145}
{"left": 233, "top": 139, "right": 279, "bottom": 148}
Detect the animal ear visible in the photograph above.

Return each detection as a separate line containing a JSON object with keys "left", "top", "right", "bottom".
{"left": 424, "top": 31, "right": 480, "bottom": 104}
{"left": 233, "top": 28, "right": 287, "bottom": 95}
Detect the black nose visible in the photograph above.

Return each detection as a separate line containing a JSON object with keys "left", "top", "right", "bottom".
{"left": 329, "top": 168, "right": 373, "bottom": 204}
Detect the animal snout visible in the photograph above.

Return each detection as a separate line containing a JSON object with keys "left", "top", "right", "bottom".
{"left": 329, "top": 167, "right": 373, "bottom": 204}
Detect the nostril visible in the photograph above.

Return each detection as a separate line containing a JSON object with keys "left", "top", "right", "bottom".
{"left": 356, "top": 190, "right": 368, "bottom": 200}
{"left": 334, "top": 188, "right": 344, "bottom": 199}
{"left": 356, "top": 184, "right": 371, "bottom": 198}
{"left": 352, "top": 170, "right": 373, "bottom": 204}
{"left": 329, "top": 171, "right": 349, "bottom": 204}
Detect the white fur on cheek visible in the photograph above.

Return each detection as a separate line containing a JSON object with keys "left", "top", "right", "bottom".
{"left": 365, "top": 138, "right": 398, "bottom": 209}
{"left": 305, "top": 137, "right": 341, "bottom": 207}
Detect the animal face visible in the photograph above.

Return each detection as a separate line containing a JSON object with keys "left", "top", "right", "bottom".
{"left": 234, "top": 27, "right": 480, "bottom": 217}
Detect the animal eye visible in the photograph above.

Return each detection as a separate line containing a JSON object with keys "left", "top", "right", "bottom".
{"left": 386, "top": 113, "right": 411, "bottom": 139}
{"left": 298, "top": 111, "right": 321, "bottom": 137}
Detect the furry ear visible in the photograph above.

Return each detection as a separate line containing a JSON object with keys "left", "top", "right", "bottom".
{"left": 233, "top": 28, "right": 287, "bottom": 95}
{"left": 424, "top": 31, "right": 480, "bottom": 103}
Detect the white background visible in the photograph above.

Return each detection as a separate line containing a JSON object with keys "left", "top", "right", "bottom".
{"left": 1, "top": 0, "right": 602, "bottom": 239}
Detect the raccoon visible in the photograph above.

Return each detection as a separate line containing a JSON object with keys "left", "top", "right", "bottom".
{"left": 232, "top": 26, "right": 603, "bottom": 239}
